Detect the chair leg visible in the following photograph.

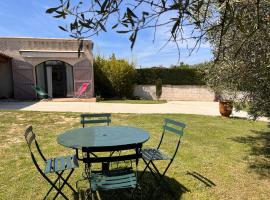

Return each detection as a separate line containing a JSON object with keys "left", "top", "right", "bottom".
{"left": 148, "top": 161, "right": 176, "bottom": 199}
{"left": 131, "top": 185, "right": 142, "bottom": 200}
{"left": 53, "top": 169, "right": 75, "bottom": 200}
{"left": 44, "top": 171, "right": 64, "bottom": 199}
{"left": 141, "top": 159, "right": 176, "bottom": 200}
{"left": 57, "top": 171, "right": 77, "bottom": 193}
{"left": 138, "top": 158, "right": 152, "bottom": 182}
{"left": 42, "top": 172, "right": 69, "bottom": 200}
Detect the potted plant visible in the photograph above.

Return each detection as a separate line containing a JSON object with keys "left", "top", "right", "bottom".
{"left": 216, "top": 92, "right": 233, "bottom": 117}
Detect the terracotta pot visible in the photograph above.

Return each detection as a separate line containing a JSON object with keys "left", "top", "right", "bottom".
{"left": 219, "top": 101, "right": 233, "bottom": 117}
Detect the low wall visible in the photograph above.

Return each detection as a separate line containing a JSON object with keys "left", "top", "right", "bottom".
{"left": 133, "top": 85, "right": 215, "bottom": 101}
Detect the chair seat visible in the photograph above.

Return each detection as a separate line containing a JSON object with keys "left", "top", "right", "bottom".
{"left": 44, "top": 155, "right": 79, "bottom": 174}
{"left": 142, "top": 148, "right": 171, "bottom": 161}
{"left": 91, "top": 169, "right": 137, "bottom": 191}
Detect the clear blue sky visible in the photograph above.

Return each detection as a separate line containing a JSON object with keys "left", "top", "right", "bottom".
{"left": 0, "top": 0, "right": 212, "bottom": 67}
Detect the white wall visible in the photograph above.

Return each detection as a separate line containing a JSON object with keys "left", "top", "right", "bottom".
{"left": 133, "top": 85, "right": 215, "bottom": 101}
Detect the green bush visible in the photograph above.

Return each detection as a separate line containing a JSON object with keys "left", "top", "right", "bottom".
{"left": 136, "top": 67, "right": 205, "bottom": 85}
{"left": 94, "top": 56, "right": 136, "bottom": 98}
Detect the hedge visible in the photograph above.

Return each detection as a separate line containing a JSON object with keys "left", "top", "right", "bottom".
{"left": 94, "top": 56, "right": 136, "bottom": 98}
{"left": 136, "top": 67, "right": 205, "bottom": 85}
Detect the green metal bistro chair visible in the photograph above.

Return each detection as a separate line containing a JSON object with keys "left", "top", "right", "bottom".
{"left": 80, "top": 113, "right": 113, "bottom": 159}
{"left": 32, "top": 85, "right": 51, "bottom": 99}
{"left": 80, "top": 144, "right": 142, "bottom": 200}
{"left": 80, "top": 113, "right": 111, "bottom": 128}
{"left": 139, "top": 118, "right": 186, "bottom": 199}
{"left": 24, "top": 125, "right": 79, "bottom": 200}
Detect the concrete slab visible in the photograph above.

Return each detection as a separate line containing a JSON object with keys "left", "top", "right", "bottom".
{"left": 0, "top": 101, "right": 268, "bottom": 122}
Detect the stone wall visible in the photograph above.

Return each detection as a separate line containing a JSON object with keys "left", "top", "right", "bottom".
{"left": 133, "top": 85, "right": 216, "bottom": 101}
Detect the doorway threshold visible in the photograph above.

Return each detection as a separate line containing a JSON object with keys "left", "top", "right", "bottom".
{"left": 41, "top": 98, "right": 96, "bottom": 102}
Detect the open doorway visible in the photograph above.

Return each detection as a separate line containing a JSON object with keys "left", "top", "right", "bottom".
{"left": 52, "top": 64, "right": 67, "bottom": 97}
{"left": 35, "top": 61, "right": 74, "bottom": 98}
{"left": 0, "top": 56, "right": 13, "bottom": 99}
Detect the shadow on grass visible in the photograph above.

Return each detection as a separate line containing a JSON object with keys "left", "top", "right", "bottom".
{"left": 186, "top": 171, "right": 216, "bottom": 187}
{"left": 230, "top": 124, "right": 270, "bottom": 178}
{"left": 138, "top": 171, "right": 189, "bottom": 200}
{"left": 80, "top": 171, "right": 189, "bottom": 200}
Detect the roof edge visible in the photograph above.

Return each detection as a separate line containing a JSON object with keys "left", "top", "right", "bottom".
{"left": 0, "top": 36, "right": 92, "bottom": 43}
{"left": 0, "top": 52, "right": 12, "bottom": 59}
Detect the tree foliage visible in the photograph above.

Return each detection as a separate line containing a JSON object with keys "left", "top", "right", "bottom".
{"left": 46, "top": 0, "right": 266, "bottom": 58}
{"left": 204, "top": 0, "right": 270, "bottom": 118}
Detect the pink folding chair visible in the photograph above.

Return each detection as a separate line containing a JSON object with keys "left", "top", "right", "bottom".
{"left": 75, "top": 83, "right": 90, "bottom": 98}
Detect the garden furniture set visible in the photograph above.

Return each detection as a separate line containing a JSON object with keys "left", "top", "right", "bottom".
{"left": 24, "top": 113, "right": 186, "bottom": 200}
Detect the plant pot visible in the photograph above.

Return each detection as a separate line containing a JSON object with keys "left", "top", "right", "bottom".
{"left": 219, "top": 101, "right": 233, "bottom": 117}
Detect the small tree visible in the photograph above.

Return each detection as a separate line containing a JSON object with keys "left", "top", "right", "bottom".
{"left": 94, "top": 55, "right": 136, "bottom": 98}
{"left": 155, "top": 78, "right": 162, "bottom": 100}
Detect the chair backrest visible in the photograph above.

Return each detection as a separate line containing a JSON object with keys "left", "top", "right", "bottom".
{"left": 24, "top": 126, "right": 46, "bottom": 173}
{"left": 81, "top": 143, "right": 142, "bottom": 173}
{"left": 76, "top": 82, "right": 90, "bottom": 97}
{"left": 80, "top": 113, "right": 111, "bottom": 127}
{"left": 157, "top": 118, "right": 186, "bottom": 160}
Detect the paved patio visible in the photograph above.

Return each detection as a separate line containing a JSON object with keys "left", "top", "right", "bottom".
{"left": 0, "top": 101, "right": 268, "bottom": 122}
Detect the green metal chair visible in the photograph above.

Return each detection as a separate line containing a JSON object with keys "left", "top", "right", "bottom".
{"left": 80, "top": 113, "right": 111, "bottom": 128}
{"left": 24, "top": 125, "right": 79, "bottom": 200}
{"left": 32, "top": 85, "right": 51, "bottom": 99}
{"left": 80, "top": 144, "right": 142, "bottom": 200}
{"left": 80, "top": 113, "right": 118, "bottom": 171}
{"left": 80, "top": 113, "right": 111, "bottom": 156}
{"left": 139, "top": 118, "right": 186, "bottom": 199}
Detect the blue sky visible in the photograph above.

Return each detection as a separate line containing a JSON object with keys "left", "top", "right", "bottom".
{"left": 0, "top": 0, "right": 212, "bottom": 68}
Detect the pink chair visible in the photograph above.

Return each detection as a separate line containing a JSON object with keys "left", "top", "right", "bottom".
{"left": 75, "top": 83, "right": 90, "bottom": 98}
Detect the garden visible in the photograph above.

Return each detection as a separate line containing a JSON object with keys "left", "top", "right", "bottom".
{"left": 0, "top": 1, "right": 269, "bottom": 200}
{"left": 0, "top": 110, "right": 269, "bottom": 199}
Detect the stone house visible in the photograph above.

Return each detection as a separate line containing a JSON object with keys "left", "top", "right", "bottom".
{"left": 0, "top": 37, "right": 94, "bottom": 99}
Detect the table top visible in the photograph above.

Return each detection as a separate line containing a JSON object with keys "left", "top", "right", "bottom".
{"left": 57, "top": 126, "right": 150, "bottom": 149}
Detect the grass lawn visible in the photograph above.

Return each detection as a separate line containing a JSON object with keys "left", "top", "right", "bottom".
{"left": 0, "top": 111, "right": 269, "bottom": 200}
{"left": 99, "top": 99, "right": 167, "bottom": 104}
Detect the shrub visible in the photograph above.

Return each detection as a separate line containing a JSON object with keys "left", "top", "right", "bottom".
{"left": 155, "top": 78, "right": 162, "bottom": 100}
{"left": 136, "top": 67, "right": 205, "bottom": 85}
{"left": 94, "top": 56, "right": 136, "bottom": 98}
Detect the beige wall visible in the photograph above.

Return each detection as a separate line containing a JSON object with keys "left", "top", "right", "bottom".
{"left": 0, "top": 61, "right": 13, "bottom": 98}
{"left": 133, "top": 85, "right": 216, "bottom": 101}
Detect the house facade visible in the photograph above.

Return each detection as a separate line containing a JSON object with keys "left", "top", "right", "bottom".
{"left": 0, "top": 37, "right": 94, "bottom": 99}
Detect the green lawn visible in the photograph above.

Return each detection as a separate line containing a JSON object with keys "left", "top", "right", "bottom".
{"left": 99, "top": 99, "right": 167, "bottom": 104}
{"left": 0, "top": 111, "right": 269, "bottom": 200}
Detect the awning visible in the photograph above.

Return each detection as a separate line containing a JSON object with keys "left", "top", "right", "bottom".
{"left": 19, "top": 50, "right": 84, "bottom": 58}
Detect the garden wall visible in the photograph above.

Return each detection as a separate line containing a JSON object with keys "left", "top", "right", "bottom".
{"left": 133, "top": 85, "right": 215, "bottom": 101}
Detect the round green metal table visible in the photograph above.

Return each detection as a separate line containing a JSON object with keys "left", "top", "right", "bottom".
{"left": 57, "top": 126, "right": 150, "bottom": 150}
{"left": 58, "top": 126, "right": 149, "bottom": 197}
